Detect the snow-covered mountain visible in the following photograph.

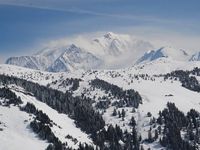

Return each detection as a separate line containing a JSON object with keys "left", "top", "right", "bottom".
{"left": 136, "top": 46, "right": 190, "bottom": 64}
{"left": 48, "top": 44, "right": 103, "bottom": 72}
{"left": 5, "top": 32, "right": 154, "bottom": 72}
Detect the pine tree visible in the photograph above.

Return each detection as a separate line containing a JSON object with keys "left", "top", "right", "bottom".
{"left": 148, "top": 129, "right": 153, "bottom": 143}
{"left": 118, "top": 111, "right": 121, "bottom": 118}
{"left": 122, "top": 109, "right": 126, "bottom": 118}
{"left": 130, "top": 116, "right": 136, "bottom": 127}
{"left": 112, "top": 108, "right": 117, "bottom": 116}
{"left": 147, "top": 112, "right": 152, "bottom": 117}
{"left": 154, "top": 129, "right": 158, "bottom": 140}
{"left": 140, "top": 145, "right": 144, "bottom": 150}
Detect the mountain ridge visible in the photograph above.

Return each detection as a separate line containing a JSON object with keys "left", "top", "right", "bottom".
{"left": 5, "top": 32, "right": 154, "bottom": 72}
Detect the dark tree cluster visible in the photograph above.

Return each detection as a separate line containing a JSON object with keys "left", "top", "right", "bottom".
{"left": 95, "top": 100, "right": 111, "bottom": 109}
{"left": 164, "top": 69, "right": 200, "bottom": 92}
{"left": 90, "top": 78, "right": 142, "bottom": 108}
{"left": 65, "top": 135, "right": 78, "bottom": 144}
{"left": 93, "top": 124, "right": 140, "bottom": 150}
{"left": 131, "top": 74, "right": 155, "bottom": 81}
{"left": 74, "top": 101, "right": 105, "bottom": 134}
{"left": 21, "top": 102, "right": 52, "bottom": 125}
{"left": 190, "top": 67, "right": 200, "bottom": 76}
{"left": 0, "top": 87, "right": 22, "bottom": 106}
{"left": 49, "top": 78, "right": 81, "bottom": 91}
{"left": 157, "top": 102, "right": 199, "bottom": 150}
{"left": 31, "top": 120, "right": 68, "bottom": 150}
{"left": 77, "top": 143, "right": 94, "bottom": 150}
{"left": 0, "top": 75, "right": 105, "bottom": 137}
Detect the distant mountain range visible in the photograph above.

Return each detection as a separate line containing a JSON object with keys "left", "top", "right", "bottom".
{"left": 5, "top": 32, "right": 200, "bottom": 72}
{"left": 5, "top": 32, "right": 153, "bottom": 72}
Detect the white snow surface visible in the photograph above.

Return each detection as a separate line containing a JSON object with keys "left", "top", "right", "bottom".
{"left": 0, "top": 103, "right": 48, "bottom": 150}
{"left": 0, "top": 84, "right": 92, "bottom": 150}
{"left": 1, "top": 57, "right": 200, "bottom": 149}
{"left": 13, "top": 86, "right": 93, "bottom": 149}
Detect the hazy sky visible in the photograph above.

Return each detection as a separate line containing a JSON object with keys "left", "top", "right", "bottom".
{"left": 0, "top": 0, "right": 200, "bottom": 62}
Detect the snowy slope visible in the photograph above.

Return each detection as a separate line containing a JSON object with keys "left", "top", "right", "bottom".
{"left": 4, "top": 60, "right": 198, "bottom": 124}
{"left": 1, "top": 59, "right": 200, "bottom": 149}
{"left": 132, "top": 57, "right": 200, "bottom": 75}
{"left": 0, "top": 84, "right": 93, "bottom": 150}
{"left": 0, "top": 103, "right": 48, "bottom": 150}
{"left": 12, "top": 86, "right": 93, "bottom": 149}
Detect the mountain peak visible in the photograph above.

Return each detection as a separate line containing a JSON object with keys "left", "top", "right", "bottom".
{"left": 66, "top": 44, "right": 82, "bottom": 53}
{"left": 70, "top": 44, "right": 78, "bottom": 49}
{"left": 103, "top": 32, "right": 118, "bottom": 39}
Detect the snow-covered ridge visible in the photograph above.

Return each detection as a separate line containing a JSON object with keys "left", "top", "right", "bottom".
{"left": 136, "top": 46, "right": 190, "bottom": 64}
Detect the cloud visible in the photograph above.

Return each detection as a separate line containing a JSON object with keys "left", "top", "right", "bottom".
{"left": 39, "top": 27, "right": 200, "bottom": 57}
{"left": 123, "top": 26, "right": 200, "bottom": 53}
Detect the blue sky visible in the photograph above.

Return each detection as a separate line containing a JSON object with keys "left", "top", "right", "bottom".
{"left": 0, "top": 0, "right": 200, "bottom": 61}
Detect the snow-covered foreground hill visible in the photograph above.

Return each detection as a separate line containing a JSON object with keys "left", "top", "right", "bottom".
{"left": 0, "top": 59, "right": 200, "bottom": 149}
{"left": 0, "top": 84, "right": 92, "bottom": 149}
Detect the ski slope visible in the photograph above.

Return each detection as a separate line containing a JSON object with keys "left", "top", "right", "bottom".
{"left": 0, "top": 103, "right": 48, "bottom": 150}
